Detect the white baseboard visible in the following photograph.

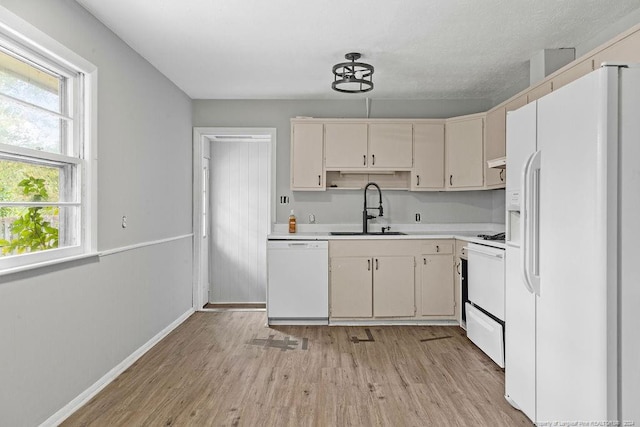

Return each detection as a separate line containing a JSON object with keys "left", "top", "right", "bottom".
{"left": 40, "top": 308, "right": 195, "bottom": 427}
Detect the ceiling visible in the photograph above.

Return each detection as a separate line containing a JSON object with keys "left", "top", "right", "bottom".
{"left": 75, "top": 0, "right": 640, "bottom": 101}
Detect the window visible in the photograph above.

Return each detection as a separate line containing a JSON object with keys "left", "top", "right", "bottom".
{"left": 0, "top": 13, "right": 96, "bottom": 272}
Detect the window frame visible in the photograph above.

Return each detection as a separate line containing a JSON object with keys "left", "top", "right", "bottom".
{"left": 0, "top": 6, "right": 97, "bottom": 274}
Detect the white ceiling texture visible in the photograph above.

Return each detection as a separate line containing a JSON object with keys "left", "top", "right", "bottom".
{"left": 76, "top": 0, "right": 640, "bottom": 101}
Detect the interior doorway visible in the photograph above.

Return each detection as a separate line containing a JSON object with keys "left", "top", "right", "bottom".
{"left": 192, "top": 128, "right": 276, "bottom": 310}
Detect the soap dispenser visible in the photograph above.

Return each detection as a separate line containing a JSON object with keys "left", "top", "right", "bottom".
{"left": 288, "top": 210, "right": 297, "bottom": 233}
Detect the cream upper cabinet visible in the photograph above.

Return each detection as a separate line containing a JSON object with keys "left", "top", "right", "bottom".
{"left": 527, "top": 81, "right": 552, "bottom": 103}
{"left": 504, "top": 94, "right": 528, "bottom": 113}
{"left": 330, "top": 256, "right": 372, "bottom": 318}
{"left": 551, "top": 59, "right": 594, "bottom": 91}
{"left": 593, "top": 30, "right": 640, "bottom": 67}
{"left": 484, "top": 107, "right": 506, "bottom": 188}
{"left": 445, "top": 116, "right": 484, "bottom": 189}
{"left": 412, "top": 123, "right": 445, "bottom": 190}
{"left": 324, "top": 123, "right": 368, "bottom": 169}
{"left": 373, "top": 256, "right": 415, "bottom": 317}
{"left": 290, "top": 122, "right": 325, "bottom": 190}
{"left": 368, "top": 123, "right": 413, "bottom": 169}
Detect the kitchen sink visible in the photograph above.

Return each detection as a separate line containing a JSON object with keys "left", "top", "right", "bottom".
{"left": 329, "top": 231, "right": 407, "bottom": 236}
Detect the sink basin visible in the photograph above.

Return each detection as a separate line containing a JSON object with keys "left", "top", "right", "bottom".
{"left": 330, "top": 231, "right": 407, "bottom": 236}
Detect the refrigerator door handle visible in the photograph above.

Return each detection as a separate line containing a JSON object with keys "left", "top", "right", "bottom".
{"left": 522, "top": 150, "right": 542, "bottom": 295}
{"left": 520, "top": 152, "right": 535, "bottom": 294}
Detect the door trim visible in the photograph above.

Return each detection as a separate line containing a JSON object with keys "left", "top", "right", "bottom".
{"left": 192, "top": 127, "right": 276, "bottom": 311}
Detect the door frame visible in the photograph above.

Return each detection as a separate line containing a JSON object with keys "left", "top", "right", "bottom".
{"left": 192, "top": 127, "right": 277, "bottom": 310}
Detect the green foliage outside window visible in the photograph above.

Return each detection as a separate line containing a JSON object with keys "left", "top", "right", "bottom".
{"left": 0, "top": 176, "right": 59, "bottom": 255}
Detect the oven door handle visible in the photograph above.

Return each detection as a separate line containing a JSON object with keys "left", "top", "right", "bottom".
{"left": 466, "top": 245, "right": 504, "bottom": 259}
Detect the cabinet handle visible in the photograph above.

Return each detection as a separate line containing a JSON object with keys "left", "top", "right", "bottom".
{"left": 375, "top": 258, "right": 379, "bottom": 270}
{"left": 456, "top": 262, "right": 461, "bottom": 275}
{"left": 436, "top": 245, "right": 440, "bottom": 253}
{"left": 318, "top": 175, "right": 321, "bottom": 186}
{"left": 367, "top": 259, "right": 371, "bottom": 271}
{"left": 363, "top": 154, "right": 366, "bottom": 166}
{"left": 450, "top": 175, "right": 453, "bottom": 186}
{"left": 372, "top": 154, "right": 376, "bottom": 165}
{"left": 423, "top": 258, "right": 426, "bottom": 265}
{"left": 417, "top": 175, "right": 420, "bottom": 186}
{"left": 500, "top": 169, "right": 505, "bottom": 182}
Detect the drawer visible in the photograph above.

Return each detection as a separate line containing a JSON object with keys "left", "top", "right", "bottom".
{"left": 421, "top": 242, "right": 453, "bottom": 255}
{"left": 466, "top": 303, "right": 504, "bottom": 368}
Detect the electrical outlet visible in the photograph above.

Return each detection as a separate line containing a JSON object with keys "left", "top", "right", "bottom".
{"left": 308, "top": 214, "right": 316, "bottom": 224}
{"left": 279, "top": 196, "right": 290, "bottom": 204}
{"left": 122, "top": 215, "right": 127, "bottom": 228}
{"left": 415, "top": 213, "right": 421, "bottom": 223}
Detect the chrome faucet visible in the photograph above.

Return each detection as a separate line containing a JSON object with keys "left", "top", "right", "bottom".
{"left": 363, "top": 182, "right": 383, "bottom": 234}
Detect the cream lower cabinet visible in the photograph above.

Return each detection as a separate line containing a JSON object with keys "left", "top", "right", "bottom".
{"left": 420, "top": 242, "right": 455, "bottom": 316}
{"left": 330, "top": 257, "right": 372, "bottom": 318}
{"left": 373, "top": 256, "right": 415, "bottom": 317}
{"left": 330, "top": 255, "right": 415, "bottom": 318}
{"left": 329, "top": 241, "right": 416, "bottom": 319}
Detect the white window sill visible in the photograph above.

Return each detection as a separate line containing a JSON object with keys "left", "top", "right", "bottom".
{"left": 0, "top": 252, "right": 100, "bottom": 277}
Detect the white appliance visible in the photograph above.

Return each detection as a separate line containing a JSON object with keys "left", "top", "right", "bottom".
{"left": 267, "top": 240, "right": 329, "bottom": 325}
{"left": 466, "top": 243, "right": 505, "bottom": 367}
{"left": 504, "top": 64, "right": 640, "bottom": 424}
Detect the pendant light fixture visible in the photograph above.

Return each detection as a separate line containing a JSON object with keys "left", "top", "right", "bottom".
{"left": 332, "top": 52, "right": 374, "bottom": 93}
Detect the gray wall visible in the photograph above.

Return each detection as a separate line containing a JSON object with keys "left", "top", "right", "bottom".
{"left": 193, "top": 99, "right": 507, "bottom": 226}
{"left": 0, "top": 1, "right": 193, "bottom": 425}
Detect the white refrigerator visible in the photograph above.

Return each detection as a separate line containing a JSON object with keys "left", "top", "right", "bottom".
{"left": 504, "top": 64, "right": 640, "bottom": 424}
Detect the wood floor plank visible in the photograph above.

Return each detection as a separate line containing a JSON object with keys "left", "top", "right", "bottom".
{"left": 62, "top": 312, "right": 531, "bottom": 426}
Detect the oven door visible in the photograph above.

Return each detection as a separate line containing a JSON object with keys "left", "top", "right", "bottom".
{"left": 467, "top": 243, "right": 505, "bottom": 321}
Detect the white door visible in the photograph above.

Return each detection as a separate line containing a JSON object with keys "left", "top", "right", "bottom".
{"left": 210, "top": 138, "right": 270, "bottom": 303}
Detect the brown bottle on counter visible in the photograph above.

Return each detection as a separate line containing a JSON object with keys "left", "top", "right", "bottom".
{"left": 288, "top": 210, "right": 297, "bottom": 233}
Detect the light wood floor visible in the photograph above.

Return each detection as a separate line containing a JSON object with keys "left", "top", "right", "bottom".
{"left": 63, "top": 312, "right": 532, "bottom": 426}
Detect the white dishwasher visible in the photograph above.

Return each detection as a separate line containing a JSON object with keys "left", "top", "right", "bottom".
{"left": 267, "top": 240, "right": 329, "bottom": 325}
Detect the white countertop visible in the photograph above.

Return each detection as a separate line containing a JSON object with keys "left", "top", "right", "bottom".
{"left": 268, "top": 223, "right": 506, "bottom": 249}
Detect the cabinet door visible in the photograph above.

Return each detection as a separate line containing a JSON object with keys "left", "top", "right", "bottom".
{"left": 412, "top": 123, "right": 444, "bottom": 190}
{"left": 552, "top": 59, "right": 594, "bottom": 91}
{"left": 446, "top": 117, "right": 484, "bottom": 188}
{"left": 484, "top": 107, "right": 506, "bottom": 188}
{"left": 527, "top": 81, "right": 552, "bottom": 103}
{"left": 291, "top": 123, "right": 324, "bottom": 190}
{"left": 324, "top": 123, "right": 368, "bottom": 169}
{"left": 373, "top": 256, "right": 415, "bottom": 317}
{"left": 420, "top": 255, "right": 455, "bottom": 316}
{"left": 368, "top": 123, "right": 413, "bottom": 169}
{"left": 330, "top": 257, "right": 372, "bottom": 318}
{"left": 504, "top": 94, "right": 528, "bottom": 113}
{"left": 593, "top": 30, "right": 640, "bottom": 67}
